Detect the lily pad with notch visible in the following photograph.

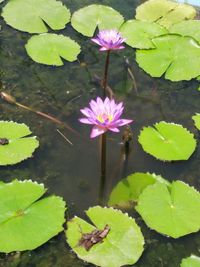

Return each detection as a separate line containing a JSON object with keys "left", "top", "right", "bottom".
{"left": 2, "top": 0, "right": 70, "bottom": 33}
{"left": 108, "top": 172, "right": 170, "bottom": 208}
{"left": 71, "top": 5, "right": 124, "bottom": 37}
{"left": 0, "top": 180, "right": 66, "bottom": 252}
{"left": 135, "top": 0, "right": 196, "bottom": 29}
{"left": 0, "top": 121, "right": 39, "bottom": 165}
{"left": 136, "top": 34, "right": 200, "bottom": 81}
{"left": 25, "top": 33, "right": 81, "bottom": 66}
{"left": 181, "top": 255, "right": 200, "bottom": 267}
{"left": 170, "top": 20, "right": 200, "bottom": 43}
{"left": 138, "top": 121, "right": 196, "bottom": 161}
{"left": 136, "top": 181, "right": 200, "bottom": 238}
{"left": 120, "top": 20, "right": 168, "bottom": 49}
{"left": 66, "top": 206, "right": 144, "bottom": 267}
{"left": 192, "top": 113, "right": 200, "bottom": 130}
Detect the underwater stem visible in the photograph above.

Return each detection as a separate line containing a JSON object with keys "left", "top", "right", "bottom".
{"left": 99, "top": 132, "right": 107, "bottom": 203}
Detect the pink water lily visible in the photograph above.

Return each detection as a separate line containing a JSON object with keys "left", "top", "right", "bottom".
{"left": 79, "top": 97, "right": 133, "bottom": 138}
{"left": 91, "top": 29, "right": 125, "bottom": 51}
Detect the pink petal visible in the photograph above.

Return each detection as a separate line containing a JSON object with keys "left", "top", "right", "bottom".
{"left": 116, "top": 119, "right": 133, "bottom": 126}
{"left": 80, "top": 108, "right": 93, "bottom": 118}
{"left": 79, "top": 118, "right": 93, "bottom": 124}
{"left": 114, "top": 45, "right": 125, "bottom": 50}
{"left": 108, "top": 127, "right": 120, "bottom": 132}
{"left": 91, "top": 38, "right": 101, "bottom": 46}
{"left": 90, "top": 126, "right": 106, "bottom": 138}
{"left": 99, "top": 47, "right": 109, "bottom": 51}
{"left": 96, "top": 97, "right": 104, "bottom": 107}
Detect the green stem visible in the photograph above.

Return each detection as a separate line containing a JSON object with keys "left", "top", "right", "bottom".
{"left": 102, "top": 50, "right": 110, "bottom": 98}
{"left": 99, "top": 132, "right": 107, "bottom": 203}
{"left": 99, "top": 50, "right": 110, "bottom": 204}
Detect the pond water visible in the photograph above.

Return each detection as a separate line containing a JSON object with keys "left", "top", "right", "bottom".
{"left": 0, "top": 0, "right": 200, "bottom": 266}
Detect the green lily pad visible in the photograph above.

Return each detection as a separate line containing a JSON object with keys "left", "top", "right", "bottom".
{"left": 2, "top": 0, "right": 70, "bottom": 33}
{"left": 138, "top": 121, "right": 196, "bottom": 161}
{"left": 136, "top": 34, "right": 200, "bottom": 81}
{"left": 135, "top": 0, "right": 196, "bottom": 29}
{"left": 170, "top": 20, "right": 200, "bottom": 43}
{"left": 0, "top": 121, "right": 39, "bottom": 165}
{"left": 71, "top": 5, "right": 124, "bottom": 37}
{"left": 66, "top": 206, "right": 144, "bottom": 267}
{"left": 25, "top": 33, "right": 81, "bottom": 66}
{"left": 108, "top": 172, "right": 170, "bottom": 208}
{"left": 0, "top": 180, "right": 66, "bottom": 252}
{"left": 136, "top": 181, "right": 200, "bottom": 238}
{"left": 181, "top": 255, "right": 200, "bottom": 267}
{"left": 192, "top": 113, "right": 200, "bottom": 130}
{"left": 120, "top": 20, "right": 168, "bottom": 49}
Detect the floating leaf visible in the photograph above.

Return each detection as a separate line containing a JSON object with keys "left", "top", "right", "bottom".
{"left": 2, "top": 0, "right": 70, "bottom": 33}
{"left": 136, "top": 181, "right": 200, "bottom": 238}
{"left": 66, "top": 206, "right": 144, "bottom": 267}
{"left": 71, "top": 5, "right": 124, "bottom": 37}
{"left": 135, "top": 0, "right": 196, "bottom": 28}
{"left": 25, "top": 33, "right": 81, "bottom": 66}
{"left": 192, "top": 113, "right": 200, "bottom": 130}
{"left": 181, "top": 255, "right": 200, "bottom": 267}
{"left": 0, "top": 180, "right": 66, "bottom": 252}
{"left": 120, "top": 20, "right": 168, "bottom": 49}
{"left": 0, "top": 121, "right": 39, "bottom": 165}
{"left": 136, "top": 34, "right": 200, "bottom": 81}
{"left": 108, "top": 172, "right": 170, "bottom": 208}
{"left": 170, "top": 20, "right": 200, "bottom": 43}
{"left": 138, "top": 121, "right": 196, "bottom": 161}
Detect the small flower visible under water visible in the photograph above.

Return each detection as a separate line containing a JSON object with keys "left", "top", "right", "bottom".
{"left": 91, "top": 29, "right": 125, "bottom": 51}
{"left": 79, "top": 97, "right": 133, "bottom": 138}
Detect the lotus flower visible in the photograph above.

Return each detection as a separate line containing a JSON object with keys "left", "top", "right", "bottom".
{"left": 79, "top": 97, "right": 133, "bottom": 138}
{"left": 91, "top": 29, "right": 125, "bottom": 51}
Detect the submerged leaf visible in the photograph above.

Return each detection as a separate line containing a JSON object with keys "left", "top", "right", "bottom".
{"left": 181, "top": 255, "right": 200, "bottom": 267}
{"left": 0, "top": 180, "right": 66, "bottom": 252}
{"left": 108, "top": 172, "right": 170, "bottom": 208}
{"left": 120, "top": 20, "right": 167, "bottom": 49}
{"left": 66, "top": 206, "right": 144, "bottom": 267}
{"left": 2, "top": 0, "right": 70, "bottom": 33}
{"left": 136, "top": 34, "right": 200, "bottom": 81}
{"left": 138, "top": 121, "right": 196, "bottom": 161}
{"left": 25, "top": 33, "right": 81, "bottom": 66}
{"left": 71, "top": 5, "right": 124, "bottom": 37}
{"left": 192, "top": 113, "right": 200, "bottom": 130}
{"left": 0, "top": 121, "right": 39, "bottom": 165}
{"left": 136, "top": 181, "right": 200, "bottom": 238}
{"left": 135, "top": 0, "right": 196, "bottom": 28}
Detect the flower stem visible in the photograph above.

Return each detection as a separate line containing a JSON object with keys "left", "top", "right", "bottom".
{"left": 99, "top": 50, "right": 110, "bottom": 204}
{"left": 99, "top": 132, "right": 107, "bottom": 203}
{"left": 102, "top": 50, "right": 110, "bottom": 99}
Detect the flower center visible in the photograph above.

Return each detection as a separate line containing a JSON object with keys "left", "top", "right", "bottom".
{"left": 97, "top": 113, "right": 113, "bottom": 124}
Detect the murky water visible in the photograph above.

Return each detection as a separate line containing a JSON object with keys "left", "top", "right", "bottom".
{"left": 0, "top": 0, "right": 200, "bottom": 266}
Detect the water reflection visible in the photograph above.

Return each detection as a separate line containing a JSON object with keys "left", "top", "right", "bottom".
{"left": 176, "top": 0, "right": 200, "bottom": 7}
{"left": 0, "top": 0, "right": 200, "bottom": 266}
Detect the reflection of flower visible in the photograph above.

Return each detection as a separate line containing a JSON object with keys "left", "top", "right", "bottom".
{"left": 79, "top": 97, "right": 133, "bottom": 138}
{"left": 91, "top": 29, "right": 125, "bottom": 51}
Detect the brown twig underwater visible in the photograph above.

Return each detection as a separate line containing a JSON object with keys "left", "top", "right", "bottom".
{"left": 56, "top": 129, "right": 73, "bottom": 146}
{"left": 0, "top": 91, "right": 80, "bottom": 137}
{"left": 124, "top": 57, "right": 138, "bottom": 94}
